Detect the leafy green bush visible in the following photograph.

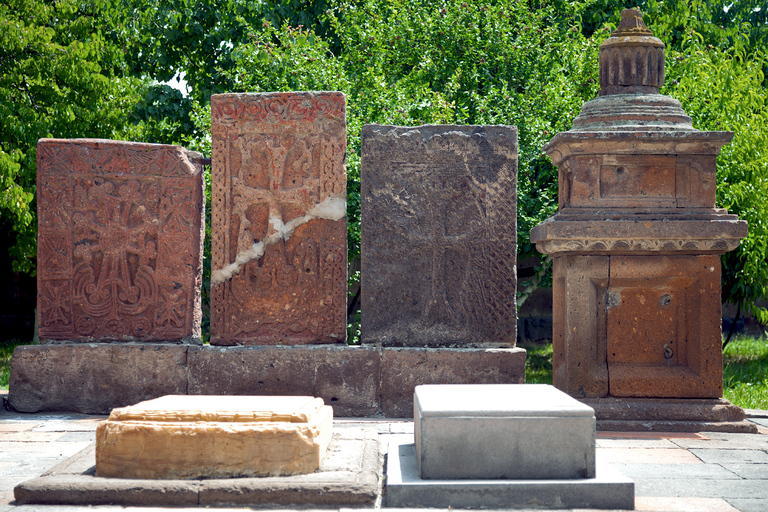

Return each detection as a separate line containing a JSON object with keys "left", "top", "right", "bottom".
{"left": 0, "top": 0, "right": 142, "bottom": 274}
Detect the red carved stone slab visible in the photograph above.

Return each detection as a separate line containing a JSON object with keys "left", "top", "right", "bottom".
{"left": 361, "top": 125, "right": 518, "bottom": 347}
{"left": 36, "top": 139, "right": 205, "bottom": 342}
{"left": 210, "top": 92, "right": 347, "bottom": 345}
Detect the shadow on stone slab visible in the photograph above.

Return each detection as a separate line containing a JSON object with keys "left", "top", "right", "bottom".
{"left": 385, "top": 435, "right": 634, "bottom": 510}
{"left": 14, "top": 430, "right": 380, "bottom": 508}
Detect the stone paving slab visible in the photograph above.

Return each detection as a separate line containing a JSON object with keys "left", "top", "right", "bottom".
{"left": 613, "top": 463, "right": 741, "bottom": 480}
{"left": 635, "top": 496, "right": 741, "bottom": 511}
{"left": 14, "top": 430, "right": 381, "bottom": 507}
{"left": 599, "top": 448, "right": 702, "bottom": 464}
{"left": 669, "top": 432, "right": 768, "bottom": 450}
{"left": 726, "top": 498, "right": 768, "bottom": 512}
{"left": 689, "top": 448, "right": 768, "bottom": 464}
{"left": 634, "top": 478, "right": 768, "bottom": 499}
{"left": 719, "top": 463, "right": 768, "bottom": 479}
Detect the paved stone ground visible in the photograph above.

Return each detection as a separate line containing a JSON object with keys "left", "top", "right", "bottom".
{"left": 1, "top": 393, "right": 766, "bottom": 512}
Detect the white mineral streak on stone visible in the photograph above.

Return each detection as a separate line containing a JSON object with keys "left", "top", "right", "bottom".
{"left": 211, "top": 196, "right": 346, "bottom": 285}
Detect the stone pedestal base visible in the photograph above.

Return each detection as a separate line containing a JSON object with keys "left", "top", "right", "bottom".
{"left": 581, "top": 397, "right": 758, "bottom": 433}
{"left": 415, "top": 384, "right": 595, "bottom": 480}
{"left": 7, "top": 344, "right": 526, "bottom": 417}
{"left": 386, "top": 435, "right": 634, "bottom": 510}
{"left": 96, "top": 395, "right": 333, "bottom": 479}
{"left": 15, "top": 429, "right": 380, "bottom": 507}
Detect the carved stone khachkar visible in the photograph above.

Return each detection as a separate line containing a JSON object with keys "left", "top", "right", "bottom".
{"left": 210, "top": 92, "right": 347, "bottom": 345}
{"left": 36, "top": 139, "right": 204, "bottom": 342}
{"left": 361, "top": 125, "right": 517, "bottom": 346}
{"left": 530, "top": 10, "right": 754, "bottom": 432}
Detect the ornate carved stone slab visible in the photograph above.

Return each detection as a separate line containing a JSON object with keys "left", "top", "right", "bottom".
{"left": 361, "top": 125, "right": 517, "bottom": 347}
{"left": 210, "top": 92, "right": 347, "bottom": 345}
{"left": 36, "top": 139, "right": 204, "bottom": 342}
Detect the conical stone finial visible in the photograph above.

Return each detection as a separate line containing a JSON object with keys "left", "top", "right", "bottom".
{"left": 567, "top": 8, "right": 693, "bottom": 131}
{"left": 599, "top": 8, "right": 665, "bottom": 96}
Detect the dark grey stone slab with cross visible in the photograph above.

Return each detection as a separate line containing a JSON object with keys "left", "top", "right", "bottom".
{"left": 361, "top": 124, "right": 518, "bottom": 347}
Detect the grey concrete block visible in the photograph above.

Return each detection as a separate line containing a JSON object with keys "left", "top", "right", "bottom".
{"left": 415, "top": 384, "right": 595, "bottom": 479}
{"left": 386, "top": 435, "right": 634, "bottom": 509}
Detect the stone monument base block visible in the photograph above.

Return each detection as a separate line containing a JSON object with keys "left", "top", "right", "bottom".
{"left": 415, "top": 384, "right": 596, "bottom": 480}
{"left": 16, "top": 429, "right": 379, "bottom": 507}
{"left": 386, "top": 435, "right": 634, "bottom": 510}
{"left": 582, "top": 397, "right": 758, "bottom": 433}
{"left": 96, "top": 395, "right": 333, "bottom": 479}
{"left": 8, "top": 344, "right": 526, "bottom": 417}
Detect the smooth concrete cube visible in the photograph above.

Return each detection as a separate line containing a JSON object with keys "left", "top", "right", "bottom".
{"left": 96, "top": 395, "right": 333, "bottom": 479}
{"left": 414, "top": 384, "right": 596, "bottom": 479}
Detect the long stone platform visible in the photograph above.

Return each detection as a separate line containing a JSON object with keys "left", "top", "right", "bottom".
{"left": 7, "top": 344, "right": 526, "bottom": 417}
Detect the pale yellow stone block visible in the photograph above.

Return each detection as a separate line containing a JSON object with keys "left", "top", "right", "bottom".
{"left": 96, "top": 395, "right": 333, "bottom": 479}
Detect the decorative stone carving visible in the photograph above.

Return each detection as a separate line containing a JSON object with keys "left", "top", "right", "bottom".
{"left": 361, "top": 125, "right": 517, "bottom": 347}
{"left": 209, "top": 92, "right": 347, "bottom": 345}
{"left": 531, "top": 9, "right": 748, "bottom": 407}
{"left": 36, "top": 139, "right": 204, "bottom": 342}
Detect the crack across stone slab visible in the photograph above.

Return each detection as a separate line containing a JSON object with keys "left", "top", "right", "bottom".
{"left": 211, "top": 196, "right": 346, "bottom": 285}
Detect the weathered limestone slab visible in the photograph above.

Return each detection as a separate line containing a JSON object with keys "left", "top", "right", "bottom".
{"left": 210, "top": 92, "right": 347, "bottom": 345}
{"left": 36, "top": 138, "right": 205, "bottom": 342}
{"left": 386, "top": 435, "right": 634, "bottom": 509}
{"left": 415, "top": 384, "right": 595, "bottom": 480}
{"left": 380, "top": 347, "right": 526, "bottom": 417}
{"left": 361, "top": 124, "right": 518, "bottom": 347}
{"left": 8, "top": 344, "right": 188, "bottom": 414}
{"left": 16, "top": 429, "right": 380, "bottom": 507}
{"left": 96, "top": 395, "right": 333, "bottom": 479}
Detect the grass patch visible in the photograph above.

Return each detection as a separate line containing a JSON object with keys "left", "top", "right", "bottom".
{"left": 723, "top": 335, "right": 768, "bottom": 410}
{"left": 519, "top": 342, "right": 553, "bottom": 385}
{"left": 521, "top": 336, "right": 768, "bottom": 411}
{"left": 0, "top": 340, "right": 24, "bottom": 390}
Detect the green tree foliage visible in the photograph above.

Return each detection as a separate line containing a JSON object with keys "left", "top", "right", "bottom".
{"left": 223, "top": 0, "right": 603, "bottom": 271}
{"left": 0, "top": 0, "right": 141, "bottom": 273}
{"left": 665, "top": 29, "right": 768, "bottom": 328}
{"left": 1, "top": 0, "right": 765, "bottom": 334}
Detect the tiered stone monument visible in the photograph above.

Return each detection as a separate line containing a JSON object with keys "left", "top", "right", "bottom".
{"left": 530, "top": 9, "right": 755, "bottom": 432}
{"left": 361, "top": 125, "right": 526, "bottom": 415}
{"left": 387, "top": 384, "right": 634, "bottom": 509}
{"left": 209, "top": 92, "right": 347, "bottom": 345}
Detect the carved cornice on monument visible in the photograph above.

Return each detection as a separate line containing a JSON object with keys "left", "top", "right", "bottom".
{"left": 530, "top": 215, "right": 748, "bottom": 256}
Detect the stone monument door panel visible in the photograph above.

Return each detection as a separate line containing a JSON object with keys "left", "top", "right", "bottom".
{"left": 606, "top": 255, "right": 723, "bottom": 398}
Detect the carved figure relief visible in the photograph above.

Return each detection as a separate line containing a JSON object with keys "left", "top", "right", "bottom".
{"left": 36, "top": 139, "right": 204, "bottom": 342}
{"left": 361, "top": 125, "right": 518, "bottom": 347}
{"left": 210, "top": 92, "right": 347, "bottom": 345}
